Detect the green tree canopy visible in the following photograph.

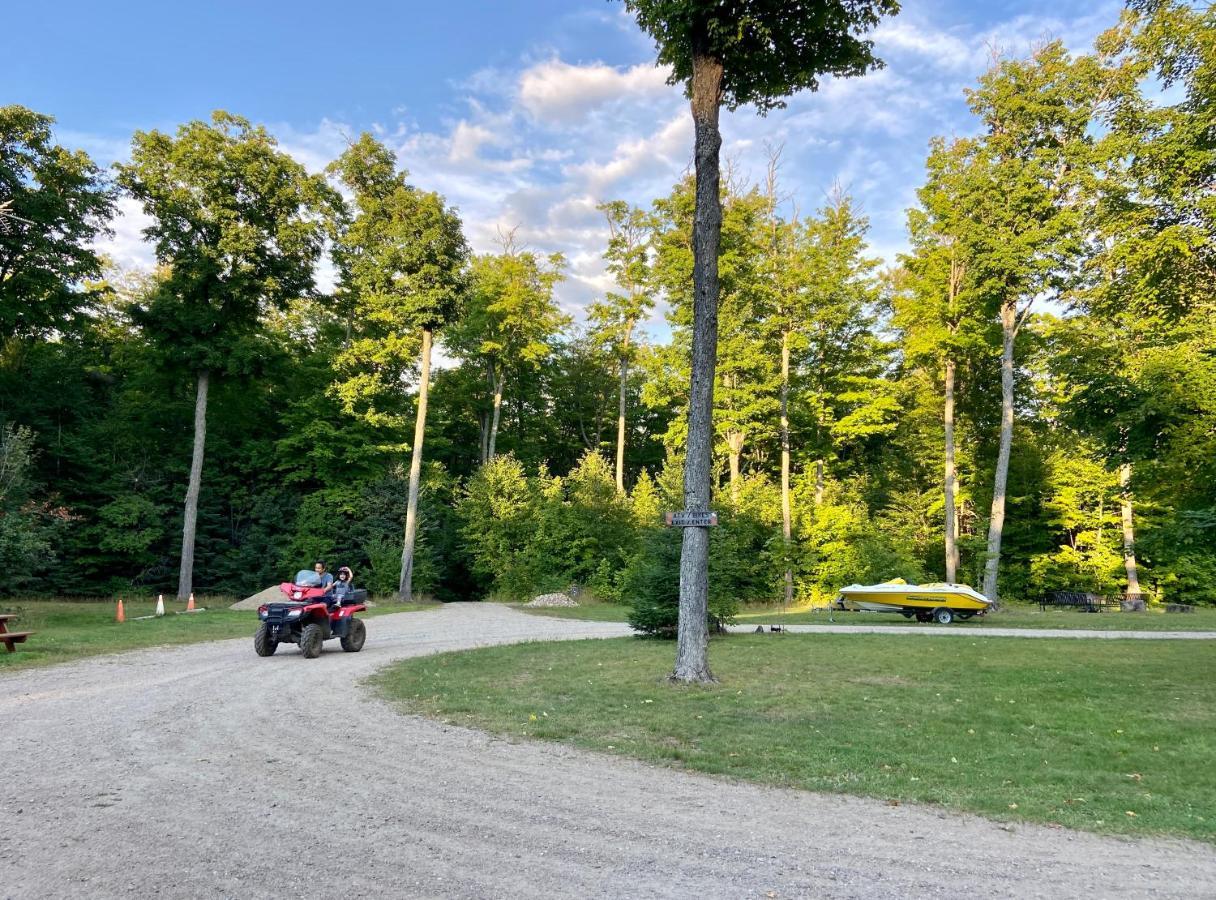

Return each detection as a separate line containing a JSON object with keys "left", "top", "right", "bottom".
{"left": 0, "top": 105, "right": 114, "bottom": 339}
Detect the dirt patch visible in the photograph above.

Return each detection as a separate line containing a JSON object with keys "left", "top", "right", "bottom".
{"left": 229, "top": 584, "right": 283, "bottom": 610}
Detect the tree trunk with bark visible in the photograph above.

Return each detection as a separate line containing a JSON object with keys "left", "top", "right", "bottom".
{"left": 672, "top": 51, "right": 723, "bottom": 685}
{"left": 177, "top": 369, "right": 209, "bottom": 600}
{"left": 944, "top": 356, "right": 959, "bottom": 583}
{"left": 1120, "top": 462, "right": 1142, "bottom": 595}
{"left": 780, "top": 330, "right": 793, "bottom": 606}
{"left": 487, "top": 366, "right": 504, "bottom": 462}
{"left": 400, "top": 327, "right": 433, "bottom": 602}
{"left": 982, "top": 299, "right": 1017, "bottom": 602}
{"left": 615, "top": 328, "right": 632, "bottom": 493}
{"left": 726, "top": 431, "right": 744, "bottom": 504}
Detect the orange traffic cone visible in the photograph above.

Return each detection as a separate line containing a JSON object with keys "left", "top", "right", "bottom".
{"left": 155, "top": 595, "right": 165, "bottom": 617}
{"left": 187, "top": 593, "right": 196, "bottom": 612}
{"left": 116, "top": 598, "right": 125, "bottom": 623}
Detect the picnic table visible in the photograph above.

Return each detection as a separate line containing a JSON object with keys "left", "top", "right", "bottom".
{"left": 0, "top": 613, "right": 33, "bottom": 652}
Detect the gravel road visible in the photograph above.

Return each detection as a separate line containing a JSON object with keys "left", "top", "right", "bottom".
{"left": 3, "top": 603, "right": 1213, "bottom": 899}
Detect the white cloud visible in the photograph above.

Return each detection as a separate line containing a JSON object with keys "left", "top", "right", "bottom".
{"left": 518, "top": 59, "right": 671, "bottom": 123}
{"left": 97, "top": 197, "right": 156, "bottom": 272}
{"left": 563, "top": 114, "right": 690, "bottom": 194}
{"left": 449, "top": 121, "right": 496, "bottom": 163}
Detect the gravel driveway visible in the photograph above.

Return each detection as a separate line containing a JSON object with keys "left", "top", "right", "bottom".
{"left": 3, "top": 603, "right": 1213, "bottom": 899}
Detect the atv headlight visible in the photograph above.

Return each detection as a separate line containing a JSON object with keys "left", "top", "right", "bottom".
{"left": 288, "top": 609, "right": 302, "bottom": 618}
{"left": 259, "top": 610, "right": 267, "bottom": 619}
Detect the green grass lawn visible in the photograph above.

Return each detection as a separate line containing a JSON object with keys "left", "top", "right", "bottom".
{"left": 0, "top": 597, "right": 431, "bottom": 671}
{"left": 373, "top": 633, "right": 1215, "bottom": 843}
{"left": 519, "top": 600, "right": 1216, "bottom": 631}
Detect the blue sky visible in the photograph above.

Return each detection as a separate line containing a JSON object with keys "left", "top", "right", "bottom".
{"left": 7, "top": 0, "right": 1123, "bottom": 327}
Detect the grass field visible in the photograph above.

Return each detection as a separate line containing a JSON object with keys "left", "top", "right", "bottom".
{"left": 518, "top": 599, "right": 1216, "bottom": 631}
{"left": 374, "top": 633, "right": 1215, "bottom": 843}
{"left": 0, "top": 597, "right": 431, "bottom": 671}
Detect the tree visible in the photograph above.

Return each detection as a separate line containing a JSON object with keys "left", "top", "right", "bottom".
{"left": 448, "top": 240, "right": 567, "bottom": 464}
{"left": 117, "top": 112, "right": 335, "bottom": 599}
{"left": 955, "top": 45, "right": 1104, "bottom": 602}
{"left": 651, "top": 176, "right": 778, "bottom": 504}
{"left": 1078, "top": 0, "right": 1216, "bottom": 597}
{"left": 590, "top": 200, "right": 654, "bottom": 492}
{"left": 328, "top": 133, "right": 469, "bottom": 602}
{"left": 793, "top": 189, "right": 891, "bottom": 500}
{"left": 620, "top": 0, "right": 899, "bottom": 682}
{"left": 896, "top": 139, "right": 988, "bottom": 584}
{"left": 0, "top": 105, "right": 114, "bottom": 341}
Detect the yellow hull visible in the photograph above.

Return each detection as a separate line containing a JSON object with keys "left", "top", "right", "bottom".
{"left": 837, "top": 582, "right": 991, "bottom": 614}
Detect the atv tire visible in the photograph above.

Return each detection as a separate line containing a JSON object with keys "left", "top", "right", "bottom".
{"left": 254, "top": 623, "right": 278, "bottom": 657}
{"left": 341, "top": 618, "right": 366, "bottom": 653}
{"left": 300, "top": 623, "right": 324, "bottom": 659}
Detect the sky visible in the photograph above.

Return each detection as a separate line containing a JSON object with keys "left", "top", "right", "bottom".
{"left": 6, "top": 0, "right": 1124, "bottom": 333}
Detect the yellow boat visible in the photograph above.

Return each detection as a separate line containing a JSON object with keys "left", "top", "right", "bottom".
{"left": 835, "top": 579, "right": 991, "bottom": 624}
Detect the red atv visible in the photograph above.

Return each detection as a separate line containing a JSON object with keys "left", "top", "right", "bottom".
{"left": 255, "top": 570, "right": 367, "bottom": 659}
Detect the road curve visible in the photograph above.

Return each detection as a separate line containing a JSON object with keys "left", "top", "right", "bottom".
{"left": 3, "top": 603, "right": 1213, "bottom": 899}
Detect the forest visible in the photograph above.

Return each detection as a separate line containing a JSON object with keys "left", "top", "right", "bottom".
{"left": 1, "top": 0, "right": 1213, "bottom": 616}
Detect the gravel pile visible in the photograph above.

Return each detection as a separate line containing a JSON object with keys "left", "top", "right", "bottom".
{"left": 524, "top": 592, "right": 579, "bottom": 607}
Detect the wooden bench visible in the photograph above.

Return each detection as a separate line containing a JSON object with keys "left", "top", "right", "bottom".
{"left": 0, "top": 613, "right": 33, "bottom": 652}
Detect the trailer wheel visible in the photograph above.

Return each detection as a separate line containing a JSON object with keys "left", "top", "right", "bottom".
{"left": 932, "top": 607, "right": 954, "bottom": 625}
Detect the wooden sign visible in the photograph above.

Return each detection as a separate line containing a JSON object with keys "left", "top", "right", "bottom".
{"left": 665, "top": 510, "right": 719, "bottom": 527}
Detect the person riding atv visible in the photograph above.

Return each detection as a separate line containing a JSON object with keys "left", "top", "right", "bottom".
{"left": 254, "top": 567, "right": 368, "bottom": 658}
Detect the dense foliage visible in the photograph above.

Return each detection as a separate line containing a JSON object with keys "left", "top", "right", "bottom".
{"left": 1, "top": 2, "right": 1213, "bottom": 611}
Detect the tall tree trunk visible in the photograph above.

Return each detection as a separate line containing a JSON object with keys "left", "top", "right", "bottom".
{"left": 982, "top": 299, "right": 1017, "bottom": 602}
{"left": 177, "top": 369, "right": 209, "bottom": 600}
{"left": 399, "top": 327, "right": 433, "bottom": 602}
{"left": 944, "top": 356, "right": 959, "bottom": 583}
{"left": 780, "top": 330, "right": 793, "bottom": 606}
{"left": 726, "top": 432, "right": 744, "bottom": 504}
{"left": 487, "top": 367, "right": 504, "bottom": 462}
{"left": 1120, "top": 462, "right": 1142, "bottom": 596}
{"left": 673, "top": 50, "right": 723, "bottom": 685}
{"left": 615, "top": 330, "right": 631, "bottom": 493}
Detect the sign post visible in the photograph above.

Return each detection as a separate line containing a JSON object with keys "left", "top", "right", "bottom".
{"left": 665, "top": 510, "right": 719, "bottom": 527}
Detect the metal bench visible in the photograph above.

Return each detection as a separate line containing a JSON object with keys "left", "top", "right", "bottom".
{"left": 1040, "top": 591, "right": 1118, "bottom": 613}
{"left": 0, "top": 613, "right": 33, "bottom": 652}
